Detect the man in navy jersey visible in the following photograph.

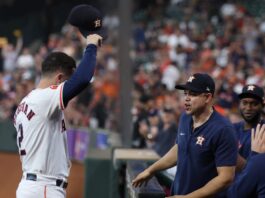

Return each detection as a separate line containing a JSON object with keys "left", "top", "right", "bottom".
{"left": 233, "top": 84, "right": 264, "bottom": 171}
{"left": 228, "top": 124, "right": 265, "bottom": 198}
{"left": 132, "top": 73, "right": 237, "bottom": 198}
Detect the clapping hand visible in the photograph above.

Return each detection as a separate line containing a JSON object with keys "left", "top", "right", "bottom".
{"left": 251, "top": 124, "right": 265, "bottom": 153}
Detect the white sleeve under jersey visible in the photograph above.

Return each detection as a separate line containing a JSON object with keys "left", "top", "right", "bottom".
{"left": 13, "top": 83, "right": 71, "bottom": 179}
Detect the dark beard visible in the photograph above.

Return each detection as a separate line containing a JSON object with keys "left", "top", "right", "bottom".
{"left": 240, "top": 110, "right": 261, "bottom": 125}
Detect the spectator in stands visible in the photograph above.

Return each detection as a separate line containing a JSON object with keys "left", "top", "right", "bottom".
{"left": 132, "top": 73, "right": 237, "bottom": 197}
{"left": 139, "top": 108, "right": 161, "bottom": 149}
{"left": 0, "top": 37, "right": 8, "bottom": 72}
{"left": 153, "top": 107, "right": 177, "bottom": 156}
{"left": 132, "top": 94, "right": 155, "bottom": 148}
{"left": 161, "top": 61, "right": 180, "bottom": 91}
{"left": 216, "top": 80, "right": 239, "bottom": 110}
{"left": 2, "top": 30, "right": 23, "bottom": 72}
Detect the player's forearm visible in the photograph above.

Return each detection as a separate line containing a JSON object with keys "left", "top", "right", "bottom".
{"left": 63, "top": 44, "right": 97, "bottom": 104}
{"left": 185, "top": 168, "right": 235, "bottom": 198}
{"left": 148, "top": 145, "right": 178, "bottom": 174}
{"left": 68, "top": 44, "right": 97, "bottom": 85}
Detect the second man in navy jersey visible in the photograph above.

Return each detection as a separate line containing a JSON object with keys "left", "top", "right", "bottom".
{"left": 228, "top": 124, "right": 265, "bottom": 198}
{"left": 132, "top": 73, "right": 237, "bottom": 198}
{"left": 233, "top": 84, "right": 265, "bottom": 171}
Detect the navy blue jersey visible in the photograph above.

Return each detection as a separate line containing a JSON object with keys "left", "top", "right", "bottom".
{"left": 171, "top": 110, "right": 237, "bottom": 196}
{"left": 228, "top": 153, "right": 265, "bottom": 198}
{"left": 233, "top": 120, "right": 265, "bottom": 159}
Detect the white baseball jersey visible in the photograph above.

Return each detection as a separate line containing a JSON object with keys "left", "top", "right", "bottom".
{"left": 14, "top": 83, "right": 71, "bottom": 179}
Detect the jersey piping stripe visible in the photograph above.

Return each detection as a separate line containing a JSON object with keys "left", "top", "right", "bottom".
{"left": 44, "top": 186, "right": 47, "bottom": 198}
{"left": 59, "top": 84, "right": 65, "bottom": 110}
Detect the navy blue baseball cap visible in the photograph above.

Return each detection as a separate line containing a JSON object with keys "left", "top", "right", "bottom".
{"left": 238, "top": 84, "right": 264, "bottom": 102}
{"left": 175, "top": 73, "right": 215, "bottom": 95}
{"left": 67, "top": 4, "right": 107, "bottom": 39}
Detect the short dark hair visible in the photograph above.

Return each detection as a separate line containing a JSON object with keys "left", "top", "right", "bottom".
{"left": 41, "top": 52, "right": 76, "bottom": 77}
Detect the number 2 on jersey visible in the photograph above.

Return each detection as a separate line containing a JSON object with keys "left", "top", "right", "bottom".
{"left": 18, "top": 124, "right": 26, "bottom": 156}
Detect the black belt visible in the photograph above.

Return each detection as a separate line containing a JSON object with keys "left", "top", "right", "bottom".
{"left": 26, "top": 173, "right": 68, "bottom": 189}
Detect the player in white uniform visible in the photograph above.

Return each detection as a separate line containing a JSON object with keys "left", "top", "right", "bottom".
{"left": 13, "top": 34, "right": 102, "bottom": 198}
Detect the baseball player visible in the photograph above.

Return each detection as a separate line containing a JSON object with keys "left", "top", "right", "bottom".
{"left": 228, "top": 124, "right": 265, "bottom": 197}
{"left": 13, "top": 4, "right": 105, "bottom": 197}
{"left": 13, "top": 33, "right": 102, "bottom": 197}
{"left": 233, "top": 84, "right": 265, "bottom": 171}
{"left": 132, "top": 73, "right": 237, "bottom": 198}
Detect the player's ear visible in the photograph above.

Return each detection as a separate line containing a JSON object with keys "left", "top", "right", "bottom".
{"left": 55, "top": 73, "right": 64, "bottom": 85}
{"left": 204, "top": 93, "right": 213, "bottom": 103}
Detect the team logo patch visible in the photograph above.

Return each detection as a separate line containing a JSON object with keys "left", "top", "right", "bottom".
{"left": 247, "top": 85, "right": 255, "bottom": 91}
{"left": 187, "top": 76, "right": 195, "bottom": 82}
{"left": 94, "top": 19, "right": 101, "bottom": 28}
{"left": 196, "top": 136, "right": 205, "bottom": 146}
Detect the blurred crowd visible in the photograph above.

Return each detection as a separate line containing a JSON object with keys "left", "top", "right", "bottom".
{"left": 131, "top": 0, "right": 265, "bottom": 154}
{"left": 0, "top": 25, "right": 120, "bottom": 130}
{"left": 0, "top": 0, "right": 265, "bottom": 155}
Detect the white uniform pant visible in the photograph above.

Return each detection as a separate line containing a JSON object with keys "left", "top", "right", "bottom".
{"left": 16, "top": 179, "right": 66, "bottom": 198}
